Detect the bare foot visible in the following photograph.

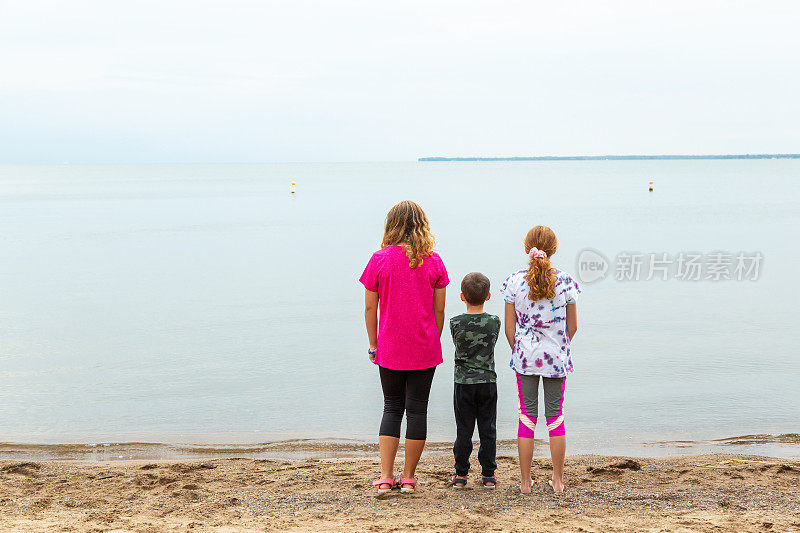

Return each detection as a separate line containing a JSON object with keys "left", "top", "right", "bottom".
{"left": 520, "top": 477, "right": 533, "bottom": 494}
{"left": 548, "top": 478, "right": 565, "bottom": 493}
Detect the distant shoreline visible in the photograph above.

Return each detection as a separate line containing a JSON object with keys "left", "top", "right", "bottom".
{"left": 419, "top": 153, "right": 800, "bottom": 161}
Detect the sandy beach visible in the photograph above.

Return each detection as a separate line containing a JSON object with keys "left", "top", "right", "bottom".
{"left": 1, "top": 452, "right": 798, "bottom": 532}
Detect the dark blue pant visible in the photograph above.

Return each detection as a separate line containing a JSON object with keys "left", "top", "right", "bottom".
{"left": 453, "top": 382, "right": 497, "bottom": 477}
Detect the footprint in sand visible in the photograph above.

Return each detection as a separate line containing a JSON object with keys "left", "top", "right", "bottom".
{"left": 1, "top": 462, "right": 41, "bottom": 477}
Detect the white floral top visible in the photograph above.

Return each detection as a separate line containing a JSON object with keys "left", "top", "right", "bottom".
{"left": 500, "top": 268, "right": 581, "bottom": 378}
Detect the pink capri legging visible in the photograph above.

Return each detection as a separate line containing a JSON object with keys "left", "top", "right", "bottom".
{"left": 516, "top": 372, "right": 566, "bottom": 438}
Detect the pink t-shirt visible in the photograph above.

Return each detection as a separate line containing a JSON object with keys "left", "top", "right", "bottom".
{"left": 359, "top": 245, "right": 449, "bottom": 371}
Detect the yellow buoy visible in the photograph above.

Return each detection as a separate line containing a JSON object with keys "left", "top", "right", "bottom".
{"left": 291, "top": 182, "right": 296, "bottom": 194}
{"left": 648, "top": 180, "right": 654, "bottom": 192}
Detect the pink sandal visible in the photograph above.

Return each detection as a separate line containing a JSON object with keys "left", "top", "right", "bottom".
{"left": 399, "top": 477, "right": 417, "bottom": 494}
{"left": 372, "top": 476, "right": 397, "bottom": 495}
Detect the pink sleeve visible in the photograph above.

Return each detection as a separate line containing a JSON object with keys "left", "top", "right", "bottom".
{"left": 359, "top": 253, "right": 380, "bottom": 292}
{"left": 434, "top": 256, "right": 449, "bottom": 289}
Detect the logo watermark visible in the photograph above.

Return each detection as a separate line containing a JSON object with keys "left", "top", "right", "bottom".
{"left": 577, "top": 249, "right": 609, "bottom": 283}
{"left": 577, "top": 249, "right": 763, "bottom": 283}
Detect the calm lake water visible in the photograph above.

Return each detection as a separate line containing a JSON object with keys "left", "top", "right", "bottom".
{"left": 1, "top": 161, "right": 798, "bottom": 457}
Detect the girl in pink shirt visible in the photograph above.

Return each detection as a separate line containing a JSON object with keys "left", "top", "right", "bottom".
{"left": 360, "top": 201, "right": 449, "bottom": 494}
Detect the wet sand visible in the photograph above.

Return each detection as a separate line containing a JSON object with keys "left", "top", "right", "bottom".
{"left": 2, "top": 434, "right": 799, "bottom": 462}
{"left": 1, "top": 453, "right": 799, "bottom": 532}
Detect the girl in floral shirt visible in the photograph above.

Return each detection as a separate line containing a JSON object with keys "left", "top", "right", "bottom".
{"left": 500, "top": 225, "right": 580, "bottom": 494}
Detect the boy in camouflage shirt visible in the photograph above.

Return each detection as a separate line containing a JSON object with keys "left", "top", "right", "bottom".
{"left": 449, "top": 272, "right": 500, "bottom": 489}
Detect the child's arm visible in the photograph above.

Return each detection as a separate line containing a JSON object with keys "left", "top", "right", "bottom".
{"left": 364, "top": 289, "right": 379, "bottom": 363}
{"left": 566, "top": 303, "right": 578, "bottom": 341}
{"left": 504, "top": 302, "right": 516, "bottom": 349}
{"left": 433, "top": 287, "right": 446, "bottom": 336}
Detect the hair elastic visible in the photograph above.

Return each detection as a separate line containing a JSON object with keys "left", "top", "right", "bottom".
{"left": 528, "top": 247, "right": 547, "bottom": 259}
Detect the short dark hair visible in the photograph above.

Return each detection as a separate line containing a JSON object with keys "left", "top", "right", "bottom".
{"left": 461, "top": 272, "right": 490, "bottom": 305}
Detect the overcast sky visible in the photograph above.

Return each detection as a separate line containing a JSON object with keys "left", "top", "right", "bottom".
{"left": 1, "top": 1, "right": 799, "bottom": 163}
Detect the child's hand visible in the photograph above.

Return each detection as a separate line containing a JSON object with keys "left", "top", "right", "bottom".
{"left": 368, "top": 346, "right": 377, "bottom": 364}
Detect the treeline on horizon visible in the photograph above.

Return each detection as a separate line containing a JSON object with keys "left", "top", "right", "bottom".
{"left": 419, "top": 154, "right": 800, "bottom": 161}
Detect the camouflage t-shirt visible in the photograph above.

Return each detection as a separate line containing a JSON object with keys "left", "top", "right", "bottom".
{"left": 449, "top": 313, "right": 501, "bottom": 384}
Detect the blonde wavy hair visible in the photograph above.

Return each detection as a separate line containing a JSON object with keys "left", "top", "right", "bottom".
{"left": 381, "top": 200, "right": 436, "bottom": 268}
{"left": 524, "top": 225, "right": 558, "bottom": 300}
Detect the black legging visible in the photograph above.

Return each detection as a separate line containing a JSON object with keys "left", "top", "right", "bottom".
{"left": 378, "top": 366, "right": 436, "bottom": 440}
